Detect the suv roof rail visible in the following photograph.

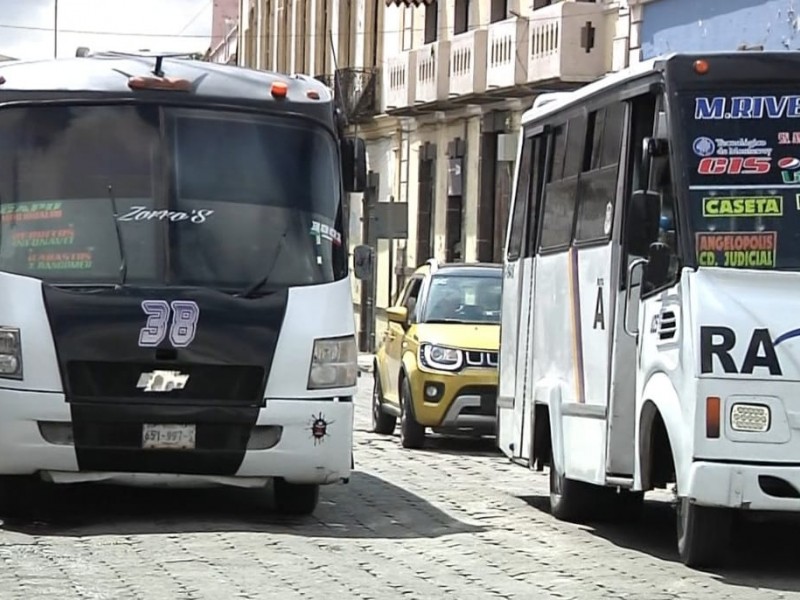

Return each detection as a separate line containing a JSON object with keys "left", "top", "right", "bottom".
{"left": 424, "top": 258, "right": 439, "bottom": 273}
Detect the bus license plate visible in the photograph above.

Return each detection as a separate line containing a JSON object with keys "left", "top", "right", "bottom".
{"left": 142, "top": 424, "right": 196, "bottom": 450}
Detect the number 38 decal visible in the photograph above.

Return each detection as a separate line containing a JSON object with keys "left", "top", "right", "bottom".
{"left": 138, "top": 300, "right": 200, "bottom": 348}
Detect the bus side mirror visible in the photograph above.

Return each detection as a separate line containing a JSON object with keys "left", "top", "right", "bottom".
{"left": 644, "top": 241, "right": 673, "bottom": 288}
{"left": 628, "top": 190, "right": 661, "bottom": 257}
{"left": 352, "top": 244, "right": 374, "bottom": 280}
{"left": 342, "top": 137, "right": 367, "bottom": 193}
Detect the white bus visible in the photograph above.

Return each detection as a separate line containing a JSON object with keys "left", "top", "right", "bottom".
{"left": 0, "top": 51, "right": 368, "bottom": 517}
{"left": 497, "top": 51, "right": 800, "bottom": 567}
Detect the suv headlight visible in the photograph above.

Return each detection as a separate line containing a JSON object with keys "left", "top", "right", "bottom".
{"left": 420, "top": 343, "right": 463, "bottom": 372}
{"left": 0, "top": 327, "right": 21, "bottom": 380}
{"left": 307, "top": 335, "right": 358, "bottom": 389}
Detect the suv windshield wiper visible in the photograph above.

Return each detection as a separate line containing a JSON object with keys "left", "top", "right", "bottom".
{"left": 107, "top": 185, "right": 127, "bottom": 287}
{"left": 236, "top": 227, "right": 290, "bottom": 299}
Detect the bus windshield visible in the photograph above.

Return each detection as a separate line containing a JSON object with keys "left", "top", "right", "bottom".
{"left": 0, "top": 104, "right": 346, "bottom": 290}
{"left": 681, "top": 90, "right": 800, "bottom": 271}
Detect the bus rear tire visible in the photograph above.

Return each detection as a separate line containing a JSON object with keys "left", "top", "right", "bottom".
{"left": 549, "top": 461, "right": 598, "bottom": 523}
{"left": 676, "top": 497, "right": 732, "bottom": 568}
{"left": 400, "top": 378, "right": 425, "bottom": 449}
{"left": 273, "top": 479, "right": 319, "bottom": 516}
{"left": 371, "top": 373, "right": 396, "bottom": 435}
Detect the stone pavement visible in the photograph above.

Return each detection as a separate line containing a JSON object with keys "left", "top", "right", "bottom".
{"left": 0, "top": 374, "right": 798, "bottom": 599}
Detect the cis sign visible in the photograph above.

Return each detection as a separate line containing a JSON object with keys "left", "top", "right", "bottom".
{"left": 697, "top": 156, "right": 772, "bottom": 175}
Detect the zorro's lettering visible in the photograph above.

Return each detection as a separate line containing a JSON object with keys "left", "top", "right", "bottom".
{"left": 696, "top": 95, "right": 800, "bottom": 120}
{"left": 700, "top": 326, "right": 782, "bottom": 375}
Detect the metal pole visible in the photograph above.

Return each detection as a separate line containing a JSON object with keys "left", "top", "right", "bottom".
{"left": 53, "top": 0, "right": 58, "bottom": 58}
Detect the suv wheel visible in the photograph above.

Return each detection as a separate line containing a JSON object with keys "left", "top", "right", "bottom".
{"left": 371, "top": 371, "right": 396, "bottom": 435}
{"left": 399, "top": 377, "right": 425, "bottom": 449}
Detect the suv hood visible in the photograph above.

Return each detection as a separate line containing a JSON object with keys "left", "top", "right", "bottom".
{"left": 415, "top": 322, "right": 499, "bottom": 351}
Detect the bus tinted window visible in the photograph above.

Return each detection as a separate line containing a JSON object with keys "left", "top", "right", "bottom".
{"left": 540, "top": 120, "right": 583, "bottom": 250}
{"left": 681, "top": 91, "right": 797, "bottom": 271}
{"left": 0, "top": 105, "right": 345, "bottom": 289}
{"left": 506, "top": 136, "right": 533, "bottom": 261}
{"left": 575, "top": 103, "right": 625, "bottom": 242}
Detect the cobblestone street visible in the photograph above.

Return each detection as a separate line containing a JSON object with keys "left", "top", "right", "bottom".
{"left": 0, "top": 372, "right": 798, "bottom": 599}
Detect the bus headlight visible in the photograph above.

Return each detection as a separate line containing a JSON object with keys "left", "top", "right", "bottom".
{"left": 730, "top": 403, "right": 770, "bottom": 433}
{"left": 307, "top": 335, "right": 357, "bottom": 389}
{"left": 420, "top": 344, "right": 463, "bottom": 372}
{"left": 0, "top": 327, "right": 22, "bottom": 379}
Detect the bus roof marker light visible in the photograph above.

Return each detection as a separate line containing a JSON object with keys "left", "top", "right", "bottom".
{"left": 0, "top": 76, "right": 5, "bottom": 85}
{"left": 307, "top": 90, "right": 320, "bottom": 100}
{"left": 271, "top": 81, "right": 288, "bottom": 99}
{"left": 693, "top": 59, "right": 710, "bottom": 75}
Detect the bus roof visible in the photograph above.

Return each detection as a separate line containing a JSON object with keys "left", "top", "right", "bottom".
{"left": 521, "top": 54, "right": 673, "bottom": 127}
{"left": 522, "top": 50, "right": 800, "bottom": 127}
{"left": 0, "top": 52, "right": 333, "bottom": 108}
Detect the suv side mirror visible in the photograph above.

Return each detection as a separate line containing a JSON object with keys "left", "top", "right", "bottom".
{"left": 342, "top": 137, "right": 367, "bottom": 193}
{"left": 386, "top": 306, "right": 408, "bottom": 325}
{"left": 628, "top": 190, "right": 661, "bottom": 257}
{"left": 352, "top": 244, "right": 374, "bottom": 280}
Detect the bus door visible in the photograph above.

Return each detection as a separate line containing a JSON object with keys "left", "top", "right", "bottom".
{"left": 606, "top": 92, "right": 662, "bottom": 478}
{"left": 498, "top": 133, "right": 542, "bottom": 460}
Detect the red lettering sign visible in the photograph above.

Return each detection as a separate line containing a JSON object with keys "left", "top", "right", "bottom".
{"left": 697, "top": 156, "right": 772, "bottom": 175}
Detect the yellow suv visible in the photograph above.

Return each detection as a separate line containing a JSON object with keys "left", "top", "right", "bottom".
{"left": 372, "top": 260, "right": 501, "bottom": 448}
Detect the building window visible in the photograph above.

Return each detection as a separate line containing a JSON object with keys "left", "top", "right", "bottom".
{"left": 490, "top": 0, "right": 507, "bottom": 23}
{"left": 454, "top": 0, "right": 469, "bottom": 35}
{"left": 424, "top": 1, "right": 438, "bottom": 44}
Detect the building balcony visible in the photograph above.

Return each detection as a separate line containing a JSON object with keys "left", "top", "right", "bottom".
{"left": 448, "top": 29, "right": 487, "bottom": 99}
{"left": 486, "top": 16, "right": 529, "bottom": 90}
{"left": 527, "top": 0, "right": 609, "bottom": 86}
{"left": 382, "top": 51, "right": 416, "bottom": 113}
{"left": 414, "top": 41, "right": 450, "bottom": 105}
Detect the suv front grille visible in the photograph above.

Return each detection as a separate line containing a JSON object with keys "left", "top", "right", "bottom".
{"left": 464, "top": 351, "right": 498, "bottom": 368}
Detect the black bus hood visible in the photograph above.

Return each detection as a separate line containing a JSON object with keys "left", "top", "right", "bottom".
{"left": 41, "top": 284, "right": 288, "bottom": 406}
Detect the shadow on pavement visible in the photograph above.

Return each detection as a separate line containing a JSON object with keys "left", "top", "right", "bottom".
{"left": 521, "top": 492, "right": 800, "bottom": 593}
{"left": 1, "top": 470, "right": 484, "bottom": 540}
{"left": 357, "top": 429, "right": 502, "bottom": 458}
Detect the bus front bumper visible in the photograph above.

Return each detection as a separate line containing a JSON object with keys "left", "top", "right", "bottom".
{"left": 688, "top": 460, "right": 800, "bottom": 511}
{"left": 0, "top": 389, "right": 354, "bottom": 487}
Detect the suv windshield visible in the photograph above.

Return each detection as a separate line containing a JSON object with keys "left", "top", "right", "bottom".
{"left": 421, "top": 272, "right": 502, "bottom": 324}
{"left": 681, "top": 91, "right": 800, "bottom": 271}
{"left": 0, "top": 104, "right": 345, "bottom": 290}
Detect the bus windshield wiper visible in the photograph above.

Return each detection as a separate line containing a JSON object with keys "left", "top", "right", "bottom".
{"left": 236, "top": 227, "right": 290, "bottom": 299}
{"left": 107, "top": 185, "right": 128, "bottom": 287}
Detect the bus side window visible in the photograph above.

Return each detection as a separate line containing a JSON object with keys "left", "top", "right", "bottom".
{"left": 575, "top": 102, "right": 625, "bottom": 243}
{"left": 539, "top": 116, "right": 585, "bottom": 251}
{"left": 525, "top": 135, "right": 546, "bottom": 256}
{"left": 506, "top": 136, "right": 534, "bottom": 262}
{"left": 620, "top": 94, "right": 657, "bottom": 287}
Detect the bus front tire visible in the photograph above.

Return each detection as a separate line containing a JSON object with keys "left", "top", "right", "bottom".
{"left": 676, "top": 497, "right": 732, "bottom": 568}
{"left": 371, "top": 373, "right": 396, "bottom": 435}
{"left": 400, "top": 378, "right": 425, "bottom": 449}
{"left": 273, "top": 478, "right": 319, "bottom": 516}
